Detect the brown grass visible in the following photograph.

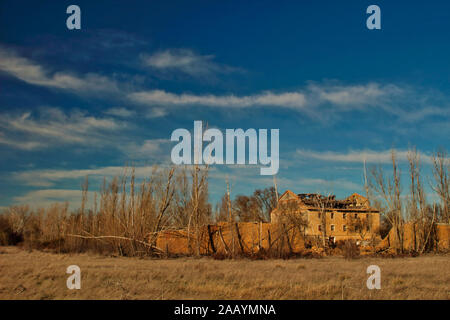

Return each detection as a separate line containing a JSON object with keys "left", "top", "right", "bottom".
{"left": 0, "top": 246, "right": 448, "bottom": 300}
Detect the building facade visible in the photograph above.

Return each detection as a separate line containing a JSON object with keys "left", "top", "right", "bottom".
{"left": 270, "top": 190, "right": 380, "bottom": 243}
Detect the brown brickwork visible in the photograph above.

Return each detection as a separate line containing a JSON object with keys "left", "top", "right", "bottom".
{"left": 154, "top": 191, "right": 449, "bottom": 255}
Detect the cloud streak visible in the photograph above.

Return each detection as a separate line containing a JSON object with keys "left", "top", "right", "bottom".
{"left": 127, "top": 82, "right": 405, "bottom": 114}
{"left": 13, "top": 165, "right": 164, "bottom": 187}
{"left": 129, "top": 89, "right": 308, "bottom": 108}
{"left": 141, "top": 48, "right": 241, "bottom": 77}
{"left": 2, "top": 45, "right": 447, "bottom": 124}
{"left": 127, "top": 82, "right": 450, "bottom": 124}
{"left": 0, "top": 107, "right": 125, "bottom": 150}
{"left": 0, "top": 46, "right": 119, "bottom": 93}
{"left": 295, "top": 149, "right": 434, "bottom": 164}
{"left": 12, "top": 189, "right": 96, "bottom": 210}
{"left": 104, "top": 107, "right": 137, "bottom": 118}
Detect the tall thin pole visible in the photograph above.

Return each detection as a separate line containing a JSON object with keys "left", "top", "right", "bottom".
{"left": 273, "top": 175, "right": 279, "bottom": 206}
{"left": 363, "top": 158, "right": 369, "bottom": 205}
{"left": 226, "top": 178, "right": 235, "bottom": 258}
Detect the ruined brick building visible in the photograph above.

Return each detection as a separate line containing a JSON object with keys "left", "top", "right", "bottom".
{"left": 270, "top": 190, "right": 381, "bottom": 243}
{"left": 155, "top": 189, "right": 450, "bottom": 255}
{"left": 156, "top": 190, "right": 382, "bottom": 255}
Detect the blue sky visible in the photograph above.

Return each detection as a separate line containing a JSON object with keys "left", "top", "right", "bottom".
{"left": 0, "top": 0, "right": 448, "bottom": 210}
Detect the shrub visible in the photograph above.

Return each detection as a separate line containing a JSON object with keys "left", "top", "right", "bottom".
{"left": 0, "top": 215, "right": 23, "bottom": 245}
{"left": 341, "top": 240, "right": 360, "bottom": 260}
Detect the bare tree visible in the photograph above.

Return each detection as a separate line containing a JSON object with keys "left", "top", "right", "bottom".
{"left": 369, "top": 149, "right": 404, "bottom": 252}
{"left": 278, "top": 201, "right": 309, "bottom": 239}
{"left": 431, "top": 148, "right": 449, "bottom": 224}
{"left": 186, "top": 163, "right": 210, "bottom": 256}
{"left": 406, "top": 148, "right": 436, "bottom": 252}
{"left": 312, "top": 193, "right": 334, "bottom": 248}
{"left": 231, "top": 187, "right": 277, "bottom": 222}
{"left": 215, "top": 194, "right": 234, "bottom": 223}
{"left": 226, "top": 178, "right": 235, "bottom": 258}
{"left": 253, "top": 187, "right": 278, "bottom": 222}
{"left": 150, "top": 167, "right": 176, "bottom": 247}
{"left": 348, "top": 214, "right": 372, "bottom": 241}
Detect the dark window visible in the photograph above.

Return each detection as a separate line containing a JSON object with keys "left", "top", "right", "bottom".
{"left": 343, "top": 213, "right": 347, "bottom": 219}
{"left": 318, "top": 225, "right": 322, "bottom": 232}
{"left": 354, "top": 213, "right": 358, "bottom": 218}
{"left": 331, "top": 225, "right": 335, "bottom": 231}
{"left": 343, "top": 225, "right": 347, "bottom": 231}
{"left": 331, "top": 212, "right": 334, "bottom": 219}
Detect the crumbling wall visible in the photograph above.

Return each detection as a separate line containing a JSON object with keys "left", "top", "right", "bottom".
{"left": 378, "top": 223, "right": 450, "bottom": 252}
{"left": 436, "top": 223, "right": 450, "bottom": 251}
{"left": 156, "top": 222, "right": 306, "bottom": 255}
{"left": 157, "top": 221, "right": 450, "bottom": 256}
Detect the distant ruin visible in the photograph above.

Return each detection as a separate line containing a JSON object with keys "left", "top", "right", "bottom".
{"left": 270, "top": 190, "right": 381, "bottom": 243}
{"left": 154, "top": 190, "right": 449, "bottom": 256}
{"left": 156, "top": 191, "right": 384, "bottom": 256}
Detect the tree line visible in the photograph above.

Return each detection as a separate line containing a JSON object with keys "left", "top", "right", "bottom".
{"left": 0, "top": 147, "right": 448, "bottom": 257}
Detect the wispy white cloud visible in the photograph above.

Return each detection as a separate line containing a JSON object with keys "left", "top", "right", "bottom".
{"left": 145, "top": 108, "right": 168, "bottom": 119}
{"left": 295, "top": 178, "right": 362, "bottom": 192}
{"left": 307, "top": 82, "right": 403, "bottom": 108}
{"left": 104, "top": 107, "right": 137, "bottom": 118}
{"left": 395, "top": 106, "right": 449, "bottom": 123}
{"left": 12, "top": 189, "right": 96, "bottom": 210}
{"left": 127, "top": 82, "right": 450, "bottom": 124}
{"left": 104, "top": 106, "right": 167, "bottom": 119}
{"left": 0, "top": 132, "right": 45, "bottom": 150}
{"left": 13, "top": 165, "right": 161, "bottom": 187}
{"left": 0, "top": 46, "right": 119, "bottom": 93}
{"left": 127, "top": 83, "right": 401, "bottom": 112}
{"left": 0, "top": 107, "right": 125, "bottom": 150}
{"left": 2, "top": 45, "right": 447, "bottom": 124}
{"left": 295, "top": 149, "right": 434, "bottom": 164}
{"left": 141, "top": 49, "right": 241, "bottom": 77}
{"left": 129, "top": 89, "right": 307, "bottom": 108}
{"left": 118, "top": 139, "right": 170, "bottom": 160}
{"left": 0, "top": 106, "right": 171, "bottom": 167}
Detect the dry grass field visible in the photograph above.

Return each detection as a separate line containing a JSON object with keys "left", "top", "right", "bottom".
{"left": 0, "top": 246, "right": 448, "bottom": 300}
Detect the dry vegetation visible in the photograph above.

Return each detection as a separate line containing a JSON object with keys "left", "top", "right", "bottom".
{"left": 0, "top": 246, "right": 448, "bottom": 300}
{"left": 0, "top": 148, "right": 448, "bottom": 258}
